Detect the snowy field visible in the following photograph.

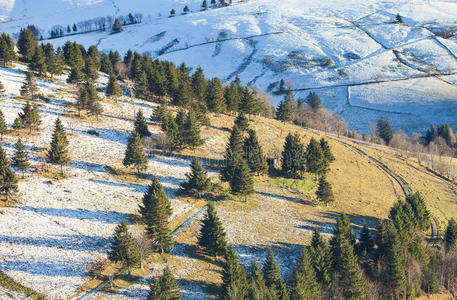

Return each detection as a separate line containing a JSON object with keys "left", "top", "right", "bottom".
{"left": 2, "top": 0, "right": 457, "bottom": 134}
{"left": 0, "top": 65, "right": 198, "bottom": 299}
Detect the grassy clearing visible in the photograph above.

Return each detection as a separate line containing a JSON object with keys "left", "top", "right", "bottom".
{"left": 0, "top": 271, "right": 45, "bottom": 300}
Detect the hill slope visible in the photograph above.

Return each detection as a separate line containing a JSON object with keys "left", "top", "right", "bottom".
{"left": 2, "top": 0, "right": 457, "bottom": 134}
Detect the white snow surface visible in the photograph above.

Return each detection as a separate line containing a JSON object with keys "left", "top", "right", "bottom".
{"left": 0, "top": 65, "right": 196, "bottom": 299}
{"left": 1, "top": 0, "right": 457, "bottom": 133}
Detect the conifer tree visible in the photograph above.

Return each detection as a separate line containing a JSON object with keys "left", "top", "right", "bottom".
{"left": 389, "top": 200, "right": 415, "bottom": 246}
{"left": 305, "top": 137, "right": 324, "bottom": 181}
{"left": 123, "top": 130, "right": 148, "bottom": 174}
{"left": 31, "top": 46, "right": 47, "bottom": 77}
{"left": 225, "top": 82, "right": 240, "bottom": 114}
{"left": 106, "top": 73, "right": 122, "bottom": 97}
{"left": 222, "top": 245, "right": 248, "bottom": 299}
{"left": 20, "top": 72, "right": 38, "bottom": 100}
{"left": 0, "top": 146, "right": 18, "bottom": 201}
{"left": 44, "top": 43, "right": 63, "bottom": 78}
{"left": 444, "top": 218, "right": 457, "bottom": 251}
{"left": 183, "top": 5, "right": 190, "bottom": 13}
{"left": 161, "top": 113, "right": 182, "bottom": 150}
{"left": 205, "top": 77, "right": 226, "bottom": 113}
{"left": 182, "top": 109, "right": 203, "bottom": 148}
{"left": 248, "top": 258, "right": 272, "bottom": 300}
{"left": 316, "top": 175, "right": 335, "bottom": 206}
{"left": 191, "top": 67, "right": 207, "bottom": 100}
{"left": 101, "top": 53, "right": 114, "bottom": 75}
{"left": 13, "top": 139, "right": 30, "bottom": 178}
{"left": 67, "top": 67, "right": 84, "bottom": 85}
{"left": 134, "top": 71, "right": 149, "bottom": 99}
{"left": 202, "top": 0, "right": 208, "bottom": 10}
{"left": 148, "top": 266, "right": 182, "bottom": 300}
{"left": 405, "top": 192, "right": 430, "bottom": 231}
{"left": 180, "top": 157, "right": 212, "bottom": 197}
{"left": 17, "top": 28, "right": 37, "bottom": 62}
{"left": 0, "top": 33, "right": 17, "bottom": 66}
{"left": 337, "top": 239, "right": 368, "bottom": 300}
{"left": 0, "top": 80, "right": 4, "bottom": 94}
{"left": 239, "top": 88, "right": 262, "bottom": 118}
{"left": 112, "top": 18, "right": 123, "bottom": 33}
{"left": 357, "top": 225, "right": 374, "bottom": 255}
{"left": 0, "top": 110, "right": 7, "bottom": 140}
{"left": 263, "top": 249, "right": 286, "bottom": 298}
{"left": 306, "top": 92, "right": 321, "bottom": 112}
{"left": 198, "top": 203, "right": 227, "bottom": 257}
{"left": 175, "top": 108, "right": 186, "bottom": 135}
{"left": 290, "top": 248, "right": 320, "bottom": 300}
{"left": 330, "top": 214, "right": 356, "bottom": 273}
{"left": 18, "top": 102, "right": 41, "bottom": 133}
{"left": 244, "top": 129, "right": 268, "bottom": 175}
{"left": 84, "top": 57, "right": 99, "bottom": 82}
{"left": 319, "top": 138, "right": 334, "bottom": 176}
{"left": 276, "top": 99, "right": 291, "bottom": 122}
{"left": 108, "top": 220, "right": 141, "bottom": 275}
{"left": 377, "top": 117, "right": 393, "bottom": 145}
{"left": 281, "top": 133, "right": 305, "bottom": 178}
{"left": 310, "top": 229, "right": 332, "bottom": 284}
{"left": 47, "top": 118, "right": 70, "bottom": 174}
{"left": 134, "top": 110, "right": 151, "bottom": 138}
{"left": 229, "top": 156, "right": 254, "bottom": 202}
{"left": 234, "top": 112, "right": 249, "bottom": 132}
{"left": 78, "top": 80, "right": 103, "bottom": 119}
{"left": 139, "top": 177, "right": 174, "bottom": 253}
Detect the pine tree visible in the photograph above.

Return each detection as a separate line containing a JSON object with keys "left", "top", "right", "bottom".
{"left": 239, "top": 88, "right": 262, "bottom": 117}
{"left": 281, "top": 133, "right": 305, "bottom": 178}
{"left": 182, "top": 109, "right": 203, "bottom": 148}
{"left": 234, "top": 112, "right": 249, "bottom": 132}
{"left": 310, "top": 229, "right": 332, "bottom": 284}
{"left": 170, "top": 9, "right": 176, "bottom": 17}
{"left": 406, "top": 192, "right": 430, "bottom": 231}
{"left": 108, "top": 220, "right": 141, "bottom": 275}
{"left": 0, "top": 146, "right": 18, "bottom": 201}
{"left": 0, "top": 110, "right": 7, "bottom": 140}
{"left": 84, "top": 56, "right": 99, "bottom": 82}
{"left": 305, "top": 137, "right": 324, "bottom": 181}
{"left": 183, "top": 5, "right": 190, "bottom": 13}
{"left": 319, "top": 138, "right": 334, "bottom": 176}
{"left": 202, "top": 0, "right": 208, "bottom": 9}
{"left": 357, "top": 225, "right": 374, "bottom": 255}
{"left": 191, "top": 67, "right": 207, "bottom": 100}
{"left": 67, "top": 67, "right": 84, "bottom": 85}
{"left": 17, "top": 29, "right": 37, "bottom": 62}
{"left": 377, "top": 117, "right": 393, "bottom": 145}
{"left": 276, "top": 99, "right": 291, "bottom": 122}
{"left": 18, "top": 101, "right": 41, "bottom": 133}
{"left": 148, "top": 266, "right": 182, "bottom": 300}
{"left": 244, "top": 129, "right": 268, "bottom": 175}
{"left": 205, "top": 77, "right": 226, "bottom": 113}
{"left": 444, "top": 218, "right": 457, "bottom": 251}
{"left": 13, "top": 139, "right": 30, "bottom": 178}
{"left": 225, "top": 82, "right": 240, "bottom": 114}
{"left": 123, "top": 130, "right": 148, "bottom": 174}
{"left": 248, "top": 258, "right": 272, "bottom": 300}
{"left": 306, "top": 92, "right": 321, "bottom": 112}
{"left": 222, "top": 245, "right": 248, "bottom": 299}
{"left": 263, "top": 249, "right": 286, "bottom": 298}
{"left": 112, "top": 18, "right": 123, "bottom": 33}
{"left": 31, "top": 46, "right": 47, "bottom": 77}
{"left": 47, "top": 118, "right": 70, "bottom": 174}
{"left": 330, "top": 214, "right": 356, "bottom": 273}
{"left": 164, "top": 64, "right": 179, "bottom": 100}
{"left": 290, "top": 248, "right": 320, "bottom": 300}
{"left": 80, "top": 80, "right": 103, "bottom": 119}
{"left": 139, "top": 177, "right": 174, "bottom": 253}
{"left": 180, "top": 157, "right": 212, "bottom": 197}
{"left": 20, "top": 72, "right": 38, "bottom": 100}
{"left": 101, "top": 53, "right": 114, "bottom": 75}
{"left": 161, "top": 113, "right": 182, "bottom": 150}
{"left": 229, "top": 156, "right": 254, "bottom": 202}
{"left": 175, "top": 108, "right": 186, "bottom": 136}
{"left": 389, "top": 200, "right": 415, "bottom": 246}
{"left": 44, "top": 43, "right": 63, "bottom": 78}
{"left": 337, "top": 239, "right": 368, "bottom": 300}
{"left": 316, "top": 175, "right": 334, "bottom": 206}
{"left": 0, "top": 33, "right": 17, "bottom": 67}
{"left": 198, "top": 203, "right": 227, "bottom": 257}
{"left": 134, "top": 110, "right": 151, "bottom": 138}
{"left": 106, "top": 73, "right": 122, "bottom": 97}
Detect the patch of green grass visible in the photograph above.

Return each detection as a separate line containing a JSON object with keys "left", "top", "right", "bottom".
{"left": 269, "top": 174, "right": 316, "bottom": 193}
{"left": 0, "top": 271, "right": 45, "bottom": 300}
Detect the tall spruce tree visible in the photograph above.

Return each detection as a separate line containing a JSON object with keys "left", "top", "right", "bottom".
{"left": 0, "top": 146, "right": 18, "bottom": 201}
{"left": 222, "top": 245, "right": 248, "bottom": 299}
{"left": 336, "top": 239, "right": 367, "bottom": 300}
{"left": 179, "top": 157, "right": 212, "bottom": 197}
{"left": 18, "top": 102, "right": 41, "bottom": 133}
{"left": 106, "top": 73, "right": 122, "bottom": 97}
{"left": 44, "top": 43, "right": 63, "bottom": 78}
{"left": 225, "top": 82, "right": 240, "bottom": 114}
{"left": 276, "top": 99, "right": 291, "bottom": 122}
{"left": 20, "top": 72, "right": 38, "bottom": 100}
{"left": 0, "top": 110, "right": 7, "bottom": 140}
{"left": 281, "top": 133, "right": 305, "bottom": 178}
{"left": 444, "top": 218, "right": 457, "bottom": 251}
{"left": 31, "top": 46, "right": 47, "bottom": 77}
{"left": 319, "top": 138, "right": 334, "bottom": 176}
{"left": 67, "top": 67, "right": 84, "bottom": 85}
{"left": 47, "top": 118, "right": 70, "bottom": 174}
{"left": 205, "top": 77, "right": 226, "bottom": 113}
{"left": 330, "top": 214, "right": 356, "bottom": 273}
{"left": 123, "top": 130, "right": 148, "bottom": 174}
{"left": 229, "top": 156, "right": 254, "bottom": 202}
{"left": 139, "top": 177, "right": 174, "bottom": 253}
{"left": 305, "top": 137, "right": 325, "bottom": 181}
{"left": 290, "top": 248, "right": 320, "bottom": 300}
{"left": 248, "top": 258, "right": 273, "bottom": 300}
{"left": 182, "top": 109, "right": 203, "bottom": 148}
{"left": 134, "top": 110, "right": 151, "bottom": 138}
{"left": 357, "top": 225, "right": 374, "bottom": 255}
{"left": 244, "top": 129, "right": 268, "bottom": 175}
{"left": 316, "top": 175, "right": 335, "bottom": 206}
{"left": 0, "top": 33, "right": 17, "bottom": 66}
{"left": 263, "top": 249, "right": 287, "bottom": 299}
{"left": 112, "top": 18, "right": 123, "bottom": 33}
{"left": 191, "top": 66, "right": 207, "bottom": 100}
{"left": 310, "top": 229, "right": 332, "bottom": 284}
{"left": 161, "top": 113, "right": 182, "bottom": 150}
{"left": 221, "top": 125, "right": 245, "bottom": 182}
{"left": 377, "top": 117, "right": 393, "bottom": 145}
{"left": 148, "top": 266, "right": 182, "bottom": 300}
{"left": 306, "top": 92, "right": 321, "bottom": 112}
{"left": 17, "top": 28, "right": 37, "bottom": 62}
{"left": 108, "top": 220, "right": 141, "bottom": 275}
{"left": 198, "top": 203, "right": 227, "bottom": 257}
{"left": 13, "top": 139, "right": 30, "bottom": 178}
{"left": 406, "top": 192, "right": 430, "bottom": 231}
{"left": 234, "top": 112, "right": 249, "bottom": 132}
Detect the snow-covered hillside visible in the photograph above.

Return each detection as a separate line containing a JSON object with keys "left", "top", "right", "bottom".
{"left": 1, "top": 0, "right": 457, "bottom": 133}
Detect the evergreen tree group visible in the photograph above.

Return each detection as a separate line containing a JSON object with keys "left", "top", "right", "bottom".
{"left": 13, "top": 102, "right": 41, "bottom": 133}
{"left": 148, "top": 266, "right": 182, "bottom": 300}
{"left": 0, "top": 33, "right": 17, "bottom": 66}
